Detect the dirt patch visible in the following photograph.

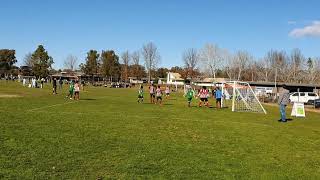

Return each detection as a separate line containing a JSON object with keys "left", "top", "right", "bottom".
{"left": 0, "top": 94, "right": 22, "bottom": 98}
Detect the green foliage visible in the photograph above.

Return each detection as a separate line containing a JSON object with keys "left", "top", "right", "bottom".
{"left": 30, "top": 45, "right": 54, "bottom": 78}
{"left": 307, "top": 57, "right": 313, "bottom": 70}
{"left": 0, "top": 49, "right": 17, "bottom": 75}
{"left": 20, "top": 66, "right": 33, "bottom": 76}
{"left": 156, "top": 67, "right": 169, "bottom": 78}
{"left": 79, "top": 63, "right": 87, "bottom": 74}
{"left": 83, "top": 50, "right": 99, "bottom": 75}
{"left": 129, "top": 64, "right": 146, "bottom": 79}
{"left": 100, "top": 50, "right": 120, "bottom": 80}
{"left": 170, "top": 66, "right": 187, "bottom": 78}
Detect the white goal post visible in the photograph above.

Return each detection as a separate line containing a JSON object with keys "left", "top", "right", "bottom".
{"left": 221, "top": 81, "right": 267, "bottom": 114}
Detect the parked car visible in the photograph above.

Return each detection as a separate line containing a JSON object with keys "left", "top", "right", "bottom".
{"left": 289, "top": 92, "right": 319, "bottom": 103}
{"left": 307, "top": 99, "right": 320, "bottom": 108}
{"left": 316, "top": 99, "right": 320, "bottom": 108}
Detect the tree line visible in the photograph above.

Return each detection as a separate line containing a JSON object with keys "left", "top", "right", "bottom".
{"left": 1, "top": 42, "right": 320, "bottom": 85}
{"left": 182, "top": 43, "right": 320, "bottom": 85}
{"left": 0, "top": 45, "right": 54, "bottom": 78}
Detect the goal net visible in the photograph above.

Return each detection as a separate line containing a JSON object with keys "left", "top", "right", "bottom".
{"left": 221, "top": 81, "right": 267, "bottom": 114}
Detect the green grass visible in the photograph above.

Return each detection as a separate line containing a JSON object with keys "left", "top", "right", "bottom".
{"left": 1, "top": 81, "right": 320, "bottom": 179}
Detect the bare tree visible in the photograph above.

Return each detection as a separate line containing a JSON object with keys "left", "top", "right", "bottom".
{"left": 130, "top": 51, "right": 145, "bottom": 79}
{"left": 64, "top": 55, "right": 78, "bottom": 71}
{"left": 234, "top": 51, "right": 251, "bottom": 80}
{"left": 247, "top": 59, "right": 258, "bottom": 81}
{"left": 254, "top": 59, "right": 267, "bottom": 82}
{"left": 142, "top": 42, "right": 160, "bottom": 83}
{"left": 315, "top": 57, "right": 320, "bottom": 84}
{"left": 23, "top": 52, "right": 33, "bottom": 67}
{"left": 224, "top": 52, "right": 236, "bottom": 80}
{"left": 260, "top": 54, "right": 273, "bottom": 82}
{"left": 290, "top": 48, "right": 305, "bottom": 83}
{"left": 307, "top": 57, "right": 320, "bottom": 84}
{"left": 131, "top": 51, "right": 140, "bottom": 66}
{"left": 121, "top": 50, "right": 130, "bottom": 82}
{"left": 266, "top": 50, "right": 288, "bottom": 86}
{"left": 200, "top": 43, "right": 223, "bottom": 79}
{"left": 182, "top": 48, "right": 199, "bottom": 79}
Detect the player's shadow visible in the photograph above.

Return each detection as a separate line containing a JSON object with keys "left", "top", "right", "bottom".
{"left": 81, "top": 98, "right": 97, "bottom": 101}
{"left": 163, "top": 104, "right": 174, "bottom": 106}
{"left": 210, "top": 106, "right": 229, "bottom": 109}
{"left": 286, "top": 118, "right": 293, "bottom": 121}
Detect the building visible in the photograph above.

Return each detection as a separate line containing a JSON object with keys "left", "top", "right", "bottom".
{"left": 51, "top": 71, "right": 84, "bottom": 80}
{"left": 129, "top": 77, "right": 144, "bottom": 84}
{"left": 248, "top": 81, "right": 320, "bottom": 94}
{"left": 166, "top": 72, "right": 185, "bottom": 85}
{"left": 192, "top": 78, "right": 227, "bottom": 87}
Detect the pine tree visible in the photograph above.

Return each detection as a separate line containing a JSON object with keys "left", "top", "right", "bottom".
{"left": 84, "top": 50, "right": 99, "bottom": 76}
{"left": 100, "top": 50, "right": 120, "bottom": 82}
{"left": 31, "top": 45, "right": 53, "bottom": 78}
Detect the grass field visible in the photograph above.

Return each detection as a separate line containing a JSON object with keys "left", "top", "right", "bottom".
{"left": 1, "top": 81, "right": 320, "bottom": 179}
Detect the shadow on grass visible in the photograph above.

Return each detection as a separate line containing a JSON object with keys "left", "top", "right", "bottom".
{"left": 209, "top": 106, "right": 229, "bottom": 109}
{"left": 143, "top": 103, "right": 174, "bottom": 106}
{"left": 277, "top": 118, "right": 294, "bottom": 122}
{"left": 81, "top": 98, "right": 97, "bottom": 101}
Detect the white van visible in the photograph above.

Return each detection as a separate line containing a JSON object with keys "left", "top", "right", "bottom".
{"left": 289, "top": 92, "right": 319, "bottom": 103}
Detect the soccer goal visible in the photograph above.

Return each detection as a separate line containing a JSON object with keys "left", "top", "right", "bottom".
{"left": 221, "top": 81, "right": 267, "bottom": 114}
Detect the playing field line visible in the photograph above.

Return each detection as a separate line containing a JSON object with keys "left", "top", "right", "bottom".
{"left": 28, "top": 101, "right": 76, "bottom": 111}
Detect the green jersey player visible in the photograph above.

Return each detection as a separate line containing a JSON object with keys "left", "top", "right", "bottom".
{"left": 138, "top": 85, "right": 144, "bottom": 103}
{"left": 66, "top": 80, "right": 74, "bottom": 99}
{"left": 185, "top": 86, "right": 195, "bottom": 107}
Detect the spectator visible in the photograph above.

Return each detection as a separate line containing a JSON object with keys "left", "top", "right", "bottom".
{"left": 81, "top": 80, "right": 85, "bottom": 91}
{"left": 40, "top": 78, "right": 44, "bottom": 88}
{"left": 52, "top": 78, "right": 57, "bottom": 94}
{"left": 22, "top": 78, "right": 26, "bottom": 86}
{"left": 278, "top": 85, "right": 290, "bottom": 122}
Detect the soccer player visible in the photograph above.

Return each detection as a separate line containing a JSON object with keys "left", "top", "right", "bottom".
{"left": 138, "top": 85, "right": 144, "bottom": 103}
{"left": 66, "top": 80, "right": 74, "bottom": 100}
{"left": 52, "top": 78, "right": 57, "bottom": 94}
{"left": 59, "top": 78, "right": 63, "bottom": 90}
{"left": 81, "top": 79, "right": 85, "bottom": 91}
{"left": 149, "top": 84, "right": 155, "bottom": 104}
{"left": 74, "top": 81, "right": 80, "bottom": 100}
{"left": 155, "top": 85, "right": 163, "bottom": 105}
{"left": 165, "top": 86, "right": 170, "bottom": 99}
{"left": 215, "top": 87, "right": 222, "bottom": 109}
{"left": 185, "top": 86, "right": 195, "bottom": 107}
{"left": 198, "top": 86, "right": 210, "bottom": 107}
